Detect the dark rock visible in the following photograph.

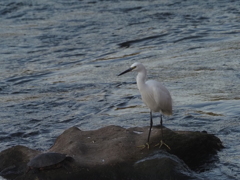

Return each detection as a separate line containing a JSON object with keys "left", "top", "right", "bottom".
{"left": 27, "top": 152, "right": 69, "bottom": 171}
{"left": 0, "top": 125, "right": 223, "bottom": 180}
{"left": 0, "top": 145, "right": 40, "bottom": 179}
{"left": 134, "top": 151, "right": 201, "bottom": 180}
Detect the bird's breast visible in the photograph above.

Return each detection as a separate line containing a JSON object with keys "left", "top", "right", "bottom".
{"left": 139, "top": 87, "right": 159, "bottom": 112}
{"left": 138, "top": 80, "right": 172, "bottom": 114}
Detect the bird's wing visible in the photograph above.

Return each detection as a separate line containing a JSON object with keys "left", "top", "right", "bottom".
{"left": 147, "top": 80, "right": 172, "bottom": 115}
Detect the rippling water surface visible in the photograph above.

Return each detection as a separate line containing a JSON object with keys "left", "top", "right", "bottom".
{"left": 1, "top": 0, "right": 240, "bottom": 179}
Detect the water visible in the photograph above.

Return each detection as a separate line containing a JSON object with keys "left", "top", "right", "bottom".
{"left": 0, "top": 0, "right": 240, "bottom": 179}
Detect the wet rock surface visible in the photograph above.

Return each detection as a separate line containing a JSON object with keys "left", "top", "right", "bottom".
{"left": 0, "top": 125, "right": 223, "bottom": 180}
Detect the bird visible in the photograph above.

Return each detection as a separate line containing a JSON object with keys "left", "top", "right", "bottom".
{"left": 118, "top": 62, "right": 172, "bottom": 149}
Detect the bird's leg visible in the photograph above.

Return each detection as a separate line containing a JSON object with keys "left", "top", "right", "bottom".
{"left": 147, "top": 111, "right": 153, "bottom": 143}
{"left": 160, "top": 114, "right": 163, "bottom": 126}
{"left": 138, "top": 111, "right": 153, "bottom": 150}
{"left": 155, "top": 114, "right": 171, "bottom": 150}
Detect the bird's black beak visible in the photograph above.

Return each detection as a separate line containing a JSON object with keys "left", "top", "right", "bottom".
{"left": 117, "top": 67, "right": 135, "bottom": 76}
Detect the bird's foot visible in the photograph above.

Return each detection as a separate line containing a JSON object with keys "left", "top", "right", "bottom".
{"left": 155, "top": 140, "right": 171, "bottom": 150}
{"left": 137, "top": 142, "right": 150, "bottom": 150}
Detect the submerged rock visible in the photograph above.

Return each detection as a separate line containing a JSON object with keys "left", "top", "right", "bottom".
{"left": 0, "top": 125, "right": 223, "bottom": 180}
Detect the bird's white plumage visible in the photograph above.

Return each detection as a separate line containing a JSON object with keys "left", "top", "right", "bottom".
{"left": 131, "top": 62, "right": 172, "bottom": 115}
{"left": 143, "top": 80, "right": 172, "bottom": 114}
{"left": 118, "top": 62, "right": 173, "bottom": 147}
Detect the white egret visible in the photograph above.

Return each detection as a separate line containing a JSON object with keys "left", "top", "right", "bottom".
{"left": 118, "top": 62, "right": 172, "bottom": 149}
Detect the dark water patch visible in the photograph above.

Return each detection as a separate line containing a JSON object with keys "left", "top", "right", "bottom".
{"left": 114, "top": 81, "right": 136, "bottom": 87}
{"left": 27, "top": 48, "right": 49, "bottom": 54}
{"left": 118, "top": 34, "right": 168, "bottom": 48}
{"left": 29, "top": 118, "right": 42, "bottom": 123}
{"left": 0, "top": 82, "right": 8, "bottom": 92}
{"left": 10, "top": 132, "right": 25, "bottom": 138}
{"left": 5, "top": 71, "right": 52, "bottom": 85}
{"left": 182, "top": 114, "right": 194, "bottom": 120}
{"left": 122, "top": 95, "right": 135, "bottom": 100}
{"left": 57, "top": 53, "right": 85, "bottom": 59}
{"left": 183, "top": 102, "right": 221, "bottom": 109}
{"left": 0, "top": 2, "right": 26, "bottom": 16}
{"left": 58, "top": 117, "right": 76, "bottom": 123}
{"left": 115, "top": 102, "right": 128, "bottom": 108}
{"left": 173, "top": 35, "right": 204, "bottom": 43}
{"left": 187, "top": 46, "right": 203, "bottom": 51}
{"left": 120, "top": 6, "right": 143, "bottom": 13}
{"left": 167, "top": 1, "right": 181, "bottom": 6}
{"left": 38, "top": 83, "right": 99, "bottom": 94}
{"left": 53, "top": 47, "right": 84, "bottom": 53}
{"left": 10, "top": 89, "right": 34, "bottom": 95}
{"left": 7, "top": 12, "right": 26, "bottom": 19}
{"left": 36, "top": 34, "right": 68, "bottom": 47}
{"left": 150, "top": 12, "right": 175, "bottom": 20}
{"left": 22, "top": 130, "right": 39, "bottom": 137}
{"left": 0, "top": 135, "right": 11, "bottom": 142}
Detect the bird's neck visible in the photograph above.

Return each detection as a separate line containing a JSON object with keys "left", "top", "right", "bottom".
{"left": 136, "top": 69, "right": 147, "bottom": 90}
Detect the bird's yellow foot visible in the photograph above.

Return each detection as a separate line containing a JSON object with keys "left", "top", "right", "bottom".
{"left": 137, "top": 142, "right": 150, "bottom": 150}
{"left": 155, "top": 140, "right": 171, "bottom": 150}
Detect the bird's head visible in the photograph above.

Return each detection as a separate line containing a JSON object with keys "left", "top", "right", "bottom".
{"left": 117, "top": 62, "right": 144, "bottom": 76}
